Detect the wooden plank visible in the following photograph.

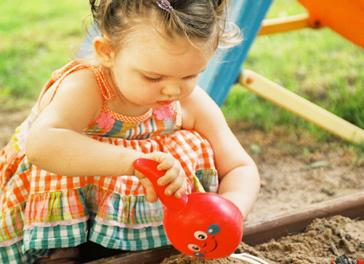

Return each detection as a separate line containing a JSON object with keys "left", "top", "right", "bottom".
{"left": 86, "top": 191, "right": 364, "bottom": 263}
{"left": 240, "top": 69, "right": 364, "bottom": 144}
{"left": 243, "top": 191, "right": 364, "bottom": 245}
{"left": 86, "top": 246, "right": 178, "bottom": 264}
{"left": 259, "top": 14, "right": 311, "bottom": 36}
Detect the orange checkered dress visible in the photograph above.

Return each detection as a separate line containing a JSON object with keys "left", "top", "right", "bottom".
{"left": 0, "top": 61, "right": 218, "bottom": 263}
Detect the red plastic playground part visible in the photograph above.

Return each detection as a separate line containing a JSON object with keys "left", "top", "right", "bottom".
{"left": 299, "top": 0, "right": 364, "bottom": 49}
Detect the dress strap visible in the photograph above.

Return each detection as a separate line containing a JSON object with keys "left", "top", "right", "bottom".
{"left": 91, "top": 66, "right": 115, "bottom": 101}
{"left": 37, "top": 61, "right": 91, "bottom": 104}
{"left": 37, "top": 61, "right": 116, "bottom": 108}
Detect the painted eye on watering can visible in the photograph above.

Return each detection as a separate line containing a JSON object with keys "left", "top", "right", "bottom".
{"left": 194, "top": 252, "right": 205, "bottom": 257}
{"left": 187, "top": 244, "right": 201, "bottom": 252}
{"left": 207, "top": 224, "right": 220, "bottom": 235}
{"left": 194, "top": 231, "right": 208, "bottom": 240}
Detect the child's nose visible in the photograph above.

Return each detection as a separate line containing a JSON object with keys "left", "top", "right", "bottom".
{"left": 162, "top": 84, "right": 181, "bottom": 97}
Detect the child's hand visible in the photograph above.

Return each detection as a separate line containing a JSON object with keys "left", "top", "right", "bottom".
{"left": 135, "top": 152, "right": 188, "bottom": 202}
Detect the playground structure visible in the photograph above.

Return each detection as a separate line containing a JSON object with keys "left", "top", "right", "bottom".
{"left": 199, "top": 0, "right": 364, "bottom": 144}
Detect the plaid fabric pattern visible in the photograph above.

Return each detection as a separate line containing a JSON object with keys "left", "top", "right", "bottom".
{"left": 0, "top": 205, "right": 25, "bottom": 242}
{"left": 0, "top": 61, "right": 218, "bottom": 261}
{"left": 23, "top": 222, "right": 87, "bottom": 251}
{"left": 196, "top": 169, "right": 219, "bottom": 193}
{"left": 0, "top": 240, "right": 48, "bottom": 264}
{"left": 93, "top": 189, "right": 164, "bottom": 225}
{"left": 90, "top": 221, "right": 169, "bottom": 250}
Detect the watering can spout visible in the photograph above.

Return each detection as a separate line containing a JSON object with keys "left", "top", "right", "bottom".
{"left": 133, "top": 158, "right": 188, "bottom": 211}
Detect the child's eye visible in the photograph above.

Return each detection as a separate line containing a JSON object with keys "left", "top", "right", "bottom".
{"left": 143, "top": 75, "right": 163, "bottom": 82}
{"left": 183, "top": 75, "right": 198, "bottom": 80}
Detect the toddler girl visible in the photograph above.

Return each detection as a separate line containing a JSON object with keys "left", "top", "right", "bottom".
{"left": 0, "top": 0, "right": 260, "bottom": 263}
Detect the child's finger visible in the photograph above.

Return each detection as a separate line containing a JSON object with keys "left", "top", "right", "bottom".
{"left": 140, "top": 177, "right": 158, "bottom": 202}
{"left": 174, "top": 184, "right": 187, "bottom": 198}
{"left": 135, "top": 169, "right": 158, "bottom": 202}
{"left": 164, "top": 173, "right": 185, "bottom": 196}
{"left": 157, "top": 156, "right": 174, "bottom": 170}
{"left": 145, "top": 188, "right": 158, "bottom": 202}
{"left": 157, "top": 169, "right": 177, "bottom": 186}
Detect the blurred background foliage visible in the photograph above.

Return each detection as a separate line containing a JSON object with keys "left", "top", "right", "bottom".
{"left": 0, "top": 0, "right": 363, "bottom": 141}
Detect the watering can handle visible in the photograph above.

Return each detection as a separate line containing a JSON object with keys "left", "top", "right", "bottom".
{"left": 133, "top": 158, "right": 188, "bottom": 211}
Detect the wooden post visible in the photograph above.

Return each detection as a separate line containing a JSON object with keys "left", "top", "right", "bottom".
{"left": 240, "top": 69, "right": 364, "bottom": 144}
{"left": 259, "top": 14, "right": 311, "bottom": 36}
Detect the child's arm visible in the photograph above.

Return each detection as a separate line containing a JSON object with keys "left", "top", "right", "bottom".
{"left": 26, "top": 69, "right": 142, "bottom": 177}
{"left": 181, "top": 87, "right": 260, "bottom": 217}
{"left": 26, "top": 69, "right": 188, "bottom": 202}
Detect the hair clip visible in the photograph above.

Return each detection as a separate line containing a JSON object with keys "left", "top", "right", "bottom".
{"left": 156, "top": 0, "right": 173, "bottom": 12}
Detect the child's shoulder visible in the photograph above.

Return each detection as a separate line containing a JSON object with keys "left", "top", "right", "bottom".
{"left": 182, "top": 86, "right": 219, "bottom": 113}
{"left": 37, "top": 62, "right": 103, "bottom": 118}
{"left": 181, "top": 86, "right": 221, "bottom": 129}
{"left": 58, "top": 66, "right": 99, "bottom": 92}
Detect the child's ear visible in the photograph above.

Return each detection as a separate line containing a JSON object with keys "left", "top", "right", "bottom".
{"left": 93, "top": 37, "right": 115, "bottom": 67}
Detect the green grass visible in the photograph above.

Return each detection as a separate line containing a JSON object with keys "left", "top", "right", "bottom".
{"left": 1, "top": 0, "right": 363, "bottom": 143}
{"left": 0, "top": 0, "right": 90, "bottom": 100}
{"left": 222, "top": 0, "right": 364, "bottom": 141}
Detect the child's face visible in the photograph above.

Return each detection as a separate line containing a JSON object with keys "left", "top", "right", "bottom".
{"left": 108, "top": 26, "right": 214, "bottom": 108}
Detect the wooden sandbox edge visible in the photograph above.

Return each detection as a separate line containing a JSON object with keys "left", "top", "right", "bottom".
{"left": 87, "top": 191, "right": 364, "bottom": 264}
{"left": 243, "top": 190, "right": 364, "bottom": 245}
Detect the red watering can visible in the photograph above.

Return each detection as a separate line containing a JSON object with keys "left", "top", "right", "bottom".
{"left": 133, "top": 158, "right": 244, "bottom": 259}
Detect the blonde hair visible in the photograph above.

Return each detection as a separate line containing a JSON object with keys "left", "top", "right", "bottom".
{"left": 89, "top": 0, "right": 241, "bottom": 49}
